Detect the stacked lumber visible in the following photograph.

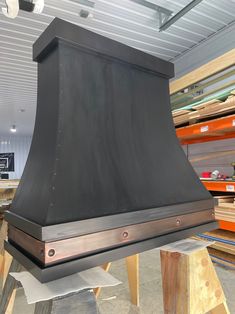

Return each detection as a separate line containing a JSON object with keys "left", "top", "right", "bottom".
{"left": 192, "top": 194, "right": 235, "bottom": 269}
{"left": 0, "top": 180, "right": 19, "bottom": 220}
{"left": 172, "top": 99, "right": 221, "bottom": 126}
{"left": 0, "top": 202, "right": 11, "bottom": 220}
{"left": 195, "top": 96, "right": 235, "bottom": 120}
{"left": 214, "top": 195, "right": 234, "bottom": 204}
{"left": 172, "top": 109, "right": 191, "bottom": 126}
{"left": 214, "top": 195, "right": 235, "bottom": 223}
{"left": 193, "top": 229, "right": 235, "bottom": 270}
{"left": 173, "top": 93, "right": 235, "bottom": 127}
{"left": 0, "top": 180, "right": 19, "bottom": 189}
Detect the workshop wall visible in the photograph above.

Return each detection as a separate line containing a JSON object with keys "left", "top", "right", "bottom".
{"left": 0, "top": 135, "right": 32, "bottom": 179}
{"left": 185, "top": 138, "right": 235, "bottom": 178}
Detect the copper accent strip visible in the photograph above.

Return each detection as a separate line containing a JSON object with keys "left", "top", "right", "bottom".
{"left": 8, "top": 209, "right": 214, "bottom": 266}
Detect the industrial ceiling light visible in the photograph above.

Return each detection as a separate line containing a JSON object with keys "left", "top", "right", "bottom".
{"left": 10, "top": 125, "right": 16, "bottom": 133}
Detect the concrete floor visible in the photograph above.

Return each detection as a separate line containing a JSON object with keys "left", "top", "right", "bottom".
{"left": 13, "top": 249, "right": 235, "bottom": 314}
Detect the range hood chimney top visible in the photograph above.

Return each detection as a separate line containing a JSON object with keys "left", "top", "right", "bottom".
{"left": 33, "top": 18, "right": 174, "bottom": 78}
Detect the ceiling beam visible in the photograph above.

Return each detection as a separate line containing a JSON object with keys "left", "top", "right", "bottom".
{"left": 159, "top": 0, "right": 203, "bottom": 32}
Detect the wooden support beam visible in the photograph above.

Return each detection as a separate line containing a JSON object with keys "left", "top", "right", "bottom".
{"left": 0, "top": 258, "right": 22, "bottom": 314}
{"left": 211, "top": 302, "right": 230, "bottom": 314}
{"left": 170, "top": 49, "right": 235, "bottom": 95}
{"left": 94, "top": 262, "right": 111, "bottom": 298}
{"left": 126, "top": 254, "right": 139, "bottom": 307}
{"left": 0, "top": 221, "right": 10, "bottom": 292}
{"left": 95, "top": 255, "right": 140, "bottom": 306}
{"left": 160, "top": 248, "right": 230, "bottom": 314}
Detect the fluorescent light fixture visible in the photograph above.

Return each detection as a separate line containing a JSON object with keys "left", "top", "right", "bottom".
{"left": 10, "top": 125, "right": 17, "bottom": 133}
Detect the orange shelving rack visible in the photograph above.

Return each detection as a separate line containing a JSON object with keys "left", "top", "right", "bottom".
{"left": 170, "top": 49, "right": 235, "bottom": 233}
{"left": 176, "top": 116, "right": 235, "bottom": 232}
{"left": 176, "top": 114, "right": 235, "bottom": 145}
{"left": 201, "top": 180, "right": 235, "bottom": 193}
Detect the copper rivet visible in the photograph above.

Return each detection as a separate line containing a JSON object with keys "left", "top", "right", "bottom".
{"left": 176, "top": 219, "right": 181, "bottom": 225}
{"left": 123, "top": 231, "right": 128, "bottom": 239}
{"left": 48, "top": 249, "right": 55, "bottom": 257}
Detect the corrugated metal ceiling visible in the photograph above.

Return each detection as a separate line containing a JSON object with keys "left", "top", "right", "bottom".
{"left": 0, "top": 0, "right": 235, "bottom": 135}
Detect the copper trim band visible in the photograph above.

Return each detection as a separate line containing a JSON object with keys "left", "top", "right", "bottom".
{"left": 8, "top": 208, "right": 214, "bottom": 266}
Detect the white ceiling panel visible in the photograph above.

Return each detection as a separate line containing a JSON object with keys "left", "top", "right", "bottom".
{"left": 0, "top": 0, "right": 234, "bottom": 135}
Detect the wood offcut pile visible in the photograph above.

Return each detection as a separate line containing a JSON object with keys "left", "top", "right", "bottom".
{"left": 214, "top": 195, "right": 235, "bottom": 223}
{"left": 194, "top": 229, "right": 235, "bottom": 270}
{"left": 0, "top": 180, "right": 19, "bottom": 220}
{"left": 193, "top": 195, "right": 235, "bottom": 269}
{"left": 173, "top": 90, "right": 235, "bottom": 127}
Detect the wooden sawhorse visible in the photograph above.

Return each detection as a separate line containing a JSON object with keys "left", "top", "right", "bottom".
{"left": 0, "top": 246, "right": 231, "bottom": 314}
{"left": 94, "top": 254, "right": 139, "bottom": 306}
{"left": 160, "top": 247, "right": 230, "bottom": 314}
{"left": 0, "top": 254, "right": 139, "bottom": 314}
{"left": 95, "top": 247, "right": 230, "bottom": 314}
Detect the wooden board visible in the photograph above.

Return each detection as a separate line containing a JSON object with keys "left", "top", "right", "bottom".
{"left": 173, "top": 113, "right": 191, "bottom": 126}
{"left": 214, "top": 196, "right": 234, "bottom": 204}
{"left": 206, "top": 229, "right": 235, "bottom": 242}
{"left": 215, "top": 212, "right": 235, "bottom": 223}
{"left": 126, "top": 254, "right": 139, "bottom": 307}
{"left": 172, "top": 109, "right": 191, "bottom": 117}
{"left": 216, "top": 202, "right": 235, "bottom": 209}
{"left": 196, "top": 96, "right": 235, "bottom": 119}
{"left": 215, "top": 199, "right": 235, "bottom": 222}
{"left": 170, "top": 48, "right": 235, "bottom": 94}
{"left": 174, "top": 96, "right": 235, "bottom": 127}
{"left": 208, "top": 247, "right": 235, "bottom": 266}
{"left": 195, "top": 230, "right": 235, "bottom": 256}
{"left": 0, "top": 180, "right": 19, "bottom": 204}
{"left": 0, "top": 180, "right": 19, "bottom": 189}
{"left": 192, "top": 99, "right": 222, "bottom": 110}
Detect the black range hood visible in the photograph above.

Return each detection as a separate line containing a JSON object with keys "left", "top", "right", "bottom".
{"left": 5, "top": 18, "right": 217, "bottom": 282}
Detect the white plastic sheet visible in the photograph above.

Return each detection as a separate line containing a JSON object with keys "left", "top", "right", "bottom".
{"left": 160, "top": 238, "right": 214, "bottom": 255}
{"left": 10, "top": 267, "right": 121, "bottom": 304}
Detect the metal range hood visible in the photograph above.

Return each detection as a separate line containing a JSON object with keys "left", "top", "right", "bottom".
{"left": 5, "top": 18, "right": 217, "bottom": 282}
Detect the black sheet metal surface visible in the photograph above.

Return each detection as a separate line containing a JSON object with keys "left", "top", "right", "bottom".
{"left": 4, "top": 18, "right": 218, "bottom": 283}
{"left": 8, "top": 18, "right": 214, "bottom": 229}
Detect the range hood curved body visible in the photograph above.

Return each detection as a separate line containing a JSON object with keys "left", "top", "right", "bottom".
{"left": 5, "top": 18, "right": 217, "bottom": 282}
